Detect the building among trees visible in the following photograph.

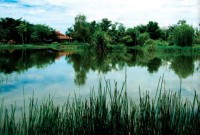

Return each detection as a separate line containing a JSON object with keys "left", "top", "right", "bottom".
{"left": 55, "top": 31, "right": 73, "bottom": 42}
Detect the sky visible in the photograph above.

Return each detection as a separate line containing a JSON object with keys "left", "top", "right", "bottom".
{"left": 0, "top": 0, "right": 199, "bottom": 33}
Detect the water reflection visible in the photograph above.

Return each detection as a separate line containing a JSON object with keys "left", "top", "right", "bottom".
{"left": 147, "top": 58, "right": 162, "bottom": 73}
{"left": 0, "top": 49, "right": 58, "bottom": 74}
{"left": 66, "top": 51, "right": 200, "bottom": 85}
{"left": 171, "top": 56, "right": 195, "bottom": 79}
{"left": 0, "top": 49, "right": 199, "bottom": 86}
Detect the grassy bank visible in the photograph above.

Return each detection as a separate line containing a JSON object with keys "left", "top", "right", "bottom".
{"left": 136, "top": 44, "right": 200, "bottom": 55}
{"left": 0, "top": 43, "right": 117, "bottom": 51}
{"left": 1, "top": 42, "right": 200, "bottom": 53}
{"left": 0, "top": 43, "right": 127, "bottom": 51}
{"left": 0, "top": 78, "right": 199, "bottom": 135}
{"left": 0, "top": 42, "right": 90, "bottom": 51}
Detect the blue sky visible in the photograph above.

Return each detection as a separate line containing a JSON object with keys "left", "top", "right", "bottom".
{"left": 0, "top": 0, "right": 199, "bottom": 33}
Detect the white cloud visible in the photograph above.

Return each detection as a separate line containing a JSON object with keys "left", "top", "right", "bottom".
{"left": 0, "top": 0, "right": 199, "bottom": 32}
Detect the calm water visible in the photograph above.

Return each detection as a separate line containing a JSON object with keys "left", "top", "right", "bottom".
{"left": 0, "top": 49, "right": 200, "bottom": 107}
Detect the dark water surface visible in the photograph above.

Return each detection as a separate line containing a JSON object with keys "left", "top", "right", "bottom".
{"left": 0, "top": 49, "right": 199, "bottom": 107}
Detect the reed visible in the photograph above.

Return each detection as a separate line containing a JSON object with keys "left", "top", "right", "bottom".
{"left": 0, "top": 77, "right": 199, "bottom": 135}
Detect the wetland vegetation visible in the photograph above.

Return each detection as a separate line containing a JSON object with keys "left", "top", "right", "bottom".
{"left": 0, "top": 14, "right": 200, "bottom": 135}
{"left": 0, "top": 77, "right": 200, "bottom": 135}
{"left": 0, "top": 49, "right": 200, "bottom": 135}
{"left": 0, "top": 16, "right": 200, "bottom": 52}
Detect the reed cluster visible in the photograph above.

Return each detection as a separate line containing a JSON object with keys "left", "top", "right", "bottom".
{"left": 0, "top": 78, "right": 199, "bottom": 135}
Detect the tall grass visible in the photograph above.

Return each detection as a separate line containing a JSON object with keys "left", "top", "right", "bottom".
{"left": 0, "top": 77, "right": 199, "bottom": 135}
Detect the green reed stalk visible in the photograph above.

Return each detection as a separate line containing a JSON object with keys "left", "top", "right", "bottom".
{"left": 0, "top": 79, "right": 199, "bottom": 135}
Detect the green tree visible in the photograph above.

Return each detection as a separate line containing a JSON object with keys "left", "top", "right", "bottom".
{"left": 138, "top": 32, "right": 150, "bottom": 45}
{"left": 65, "top": 27, "right": 74, "bottom": 37}
{"left": 165, "top": 25, "right": 177, "bottom": 45}
{"left": 72, "top": 14, "right": 90, "bottom": 43}
{"left": 17, "top": 21, "right": 28, "bottom": 44}
{"left": 31, "top": 24, "right": 53, "bottom": 43}
{"left": 108, "top": 23, "right": 119, "bottom": 44}
{"left": 177, "top": 20, "right": 187, "bottom": 25}
{"left": 124, "top": 28, "right": 139, "bottom": 46}
{"left": 159, "top": 28, "right": 169, "bottom": 41}
{"left": 173, "top": 23, "right": 194, "bottom": 46}
{"left": 118, "top": 23, "right": 126, "bottom": 33}
{"left": 122, "top": 35, "right": 133, "bottom": 46}
{"left": 146, "top": 21, "right": 161, "bottom": 39}
{"left": 93, "top": 30, "right": 109, "bottom": 51}
{"left": 0, "top": 17, "right": 21, "bottom": 43}
{"left": 89, "top": 21, "right": 98, "bottom": 35}
{"left": 100, "top": 18, "right": 112, "bottom": 31}
{"left": 135, "top": 24, "right": 147, "bottom": 33}
{"left": 117, "top": 23, "right": 126, "bottom": 43}
{"left": 193, "top": 28, "right": 200, "bottom": 44}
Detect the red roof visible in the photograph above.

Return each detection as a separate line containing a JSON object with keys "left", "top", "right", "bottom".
{"left": 55, "top": 31, "right": 72, "bottom": 40}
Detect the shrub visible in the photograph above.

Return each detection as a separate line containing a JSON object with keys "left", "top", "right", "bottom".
{"left": 155, "top": 40, "right": 169, "bottom": 46}
{"left": 138, "top": 32, "right": 150, "bottom": 46}
{"left": 144, "top": 39, "right": 155, "bottom": 45}
{"left": 93, "top": 30, "right": 109, "bottom": 51}
{"left": 167, "top": 34, "right": 175, "bottom": 46}
{"left": 193, "top": 29, "right": 200, "bottom": 44}
{"left": 122, "top": 35, "right": 133, "bottom": 46}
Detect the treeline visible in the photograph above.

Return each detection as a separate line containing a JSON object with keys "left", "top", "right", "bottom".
{"left": 0, "top": 17, "right": 58, "bottom": 44}
{"left": 0, "top": 16, "right": 200, "bottom": 47}
{"left": 66, "top": 14, "right": 200, "bottom": 48}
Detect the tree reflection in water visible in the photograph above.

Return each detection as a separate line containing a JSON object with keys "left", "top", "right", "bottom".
{"left": 0, "top": 49, "right": 58, "bottom": 74}
{"left": 171, "top": 56, "right": 195, "bottom": 79}
{"left": 0, "top": 49, "right": 199, "bottom": 86}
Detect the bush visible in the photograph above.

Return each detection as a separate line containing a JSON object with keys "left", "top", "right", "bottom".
{"left": 193, "top": 29, "right": 200, "bottom": 44}
{"left": 193, "top": 38, "right": 200, "bottom": 44}
{"left": 93, "top": 30, "right": 109, "bottom": 51}
{"left": 138, "top": 32, "right": 150, "bottom": 46}
{"left": 167, "top": 34, "right": 175, "bottom": 46}
{"left": 122, "top": 35, "right": 133, "bottom": 46}
{"left": 144, "top": 39, "right": 155, "bottom": 45}
{"left": 155, "top": 40, "right": 169, "bottom": 46}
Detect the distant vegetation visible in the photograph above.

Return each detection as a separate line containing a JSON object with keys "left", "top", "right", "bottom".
{"left": 0, "top": 18, "right": 58, "bottom": 44}
{"left": 66, "top": 14, "right": 200, "bottom": 49}
{"left": 173, "top": 20, "right": 194, "bottom": 46}
{"left": 0, "top": 16, "right": 200, "bottom": 49}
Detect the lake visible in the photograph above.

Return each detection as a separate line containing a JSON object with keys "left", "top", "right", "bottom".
{"left": 0, "top": 49, "right": 200, "bottom": 107}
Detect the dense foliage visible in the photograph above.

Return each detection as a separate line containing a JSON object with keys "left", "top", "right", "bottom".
{"left": 0, "top": 16, "right": 199, "bottom": 47}
{"left": 0, "top": 17, "right": 57, "bottom": 44}
{"left": 173, "top": 23, "right": 194, "bottom": 46}
{"left": 67, "top": 15, "right": 200, "bottom": 48}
